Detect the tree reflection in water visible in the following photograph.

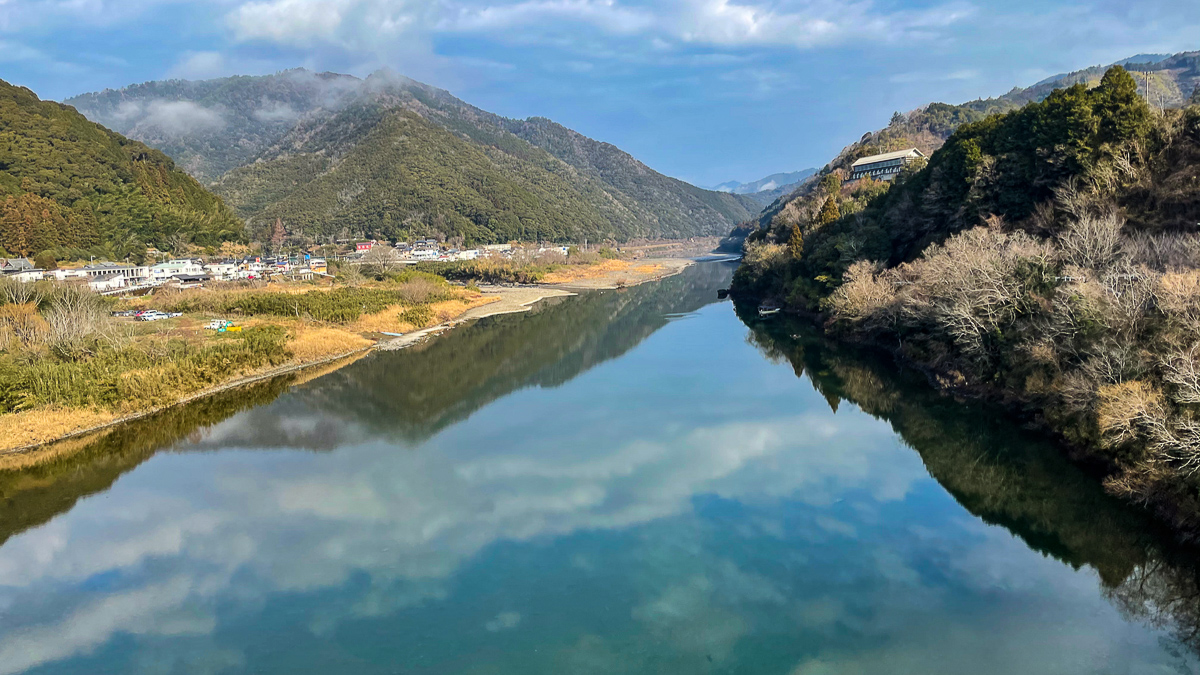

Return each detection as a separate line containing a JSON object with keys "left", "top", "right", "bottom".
{"left": 736, "top": 301, "right": 1200, "bottom": 655}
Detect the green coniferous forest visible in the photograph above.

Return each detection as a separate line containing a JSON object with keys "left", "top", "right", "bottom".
{"left": 0, "top": 79, "right": 242, "bottom": 259}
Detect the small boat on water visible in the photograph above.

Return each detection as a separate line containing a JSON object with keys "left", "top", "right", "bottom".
{"left": 758, "top": 303, "right": 781, "bottom": 317}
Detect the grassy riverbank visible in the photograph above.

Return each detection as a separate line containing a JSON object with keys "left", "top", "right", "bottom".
{"left": 0, "top": 255, "right": 696, "bottom": 454}
{"left": 0, "top": 271, "right": 499, "bottom": 452}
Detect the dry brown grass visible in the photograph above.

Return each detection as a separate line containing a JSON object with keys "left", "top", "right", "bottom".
{"left": 349, "top": 291, "right": 497, "bottom": 333}
{"left": 287, "top": 327, "right": 373, "bottom": 362}
{"left": 0, "top": 407, "right": 119, "bottom": 454}
{"left": 353, "top": 305, "right": 411, "bottom": 333}
{"left": 541, "top": 259, "right": 631, "bottom": 283}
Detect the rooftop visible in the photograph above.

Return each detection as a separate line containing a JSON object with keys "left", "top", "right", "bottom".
{"left": 851, "top": 148, "right": 925, "bottom": 168}
{"left": 1, "top": 258, "right": 35, "bottom": 271}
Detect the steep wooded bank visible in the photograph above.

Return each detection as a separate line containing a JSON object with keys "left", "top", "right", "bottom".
{"left": 0, "top": 79, "right": 242, "bottom": 259}
{"left": 69, "top": 70, "right": 758, "bottom": 245}
{"left": 733, "top": 66, "right": 1200, "bottom": 540}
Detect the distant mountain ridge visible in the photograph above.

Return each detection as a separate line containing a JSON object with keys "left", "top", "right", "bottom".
{"left": 67, "top": 71, "right": 759, "bottom": 244}
{"left": 708, "top": 169, "right": 818, "bottom": 207}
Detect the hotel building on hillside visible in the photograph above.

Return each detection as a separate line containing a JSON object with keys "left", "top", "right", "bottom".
{"left": 849, "top": 148, "right": 926, "bottom": 182}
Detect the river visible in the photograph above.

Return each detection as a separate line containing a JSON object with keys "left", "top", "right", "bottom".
{"left": 2, "top": 260, "right": 1200, "bottom": 674}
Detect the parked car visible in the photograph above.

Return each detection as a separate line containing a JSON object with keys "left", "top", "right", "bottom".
{"left": 138, "top": 311, "right": 167, "bottom": 321}
{"left": 111, "top": 310, "right": 136, "bottom": 317}
{"left": 167, "top": 312, "right": 183, "bottom": 318}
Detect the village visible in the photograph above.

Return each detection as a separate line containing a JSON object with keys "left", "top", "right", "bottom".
{"left": 0, "top": 239, "right": 550, "bottom": 294}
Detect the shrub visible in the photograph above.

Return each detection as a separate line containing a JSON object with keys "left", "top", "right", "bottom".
{"left": 162, "top": 285, "right": 451, "bottom": 323}
{"left": 398, "top": 305, "right": 435, "bottom": 328}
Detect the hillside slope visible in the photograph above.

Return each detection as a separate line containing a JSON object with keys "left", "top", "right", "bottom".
{"left": 752, "top": 50, "right": 1200, "bottom": 234}
{"left": 0, "top": 79, "right": 241, "bottom": 258}
{"left": 69, "top": 71, "right": 758, "bottom": 244}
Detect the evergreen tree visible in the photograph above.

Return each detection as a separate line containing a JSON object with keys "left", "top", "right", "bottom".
{"left": 819, "top": 173, "right": 843, "bottom": 199}
{"left": 788, "top": 223, "right": 804, "bottom": 259}
{"left": 1093, "top": 66, "right": 1152, "bottom": 146}
{"left": 817, "top": 196, "right": 841, "bottom": 227}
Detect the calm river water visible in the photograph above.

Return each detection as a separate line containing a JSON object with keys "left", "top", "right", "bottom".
{"left": 3, "top": 261, "right": 1200, "bottom": 674}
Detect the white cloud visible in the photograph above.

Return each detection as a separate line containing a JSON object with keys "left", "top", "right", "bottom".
{"left": 228, "top": 0, "right": 349, "bottom": 44}
{"left": 253, "top": 99, "right": 303, "bottom": 122}
{"left": 141, "top": 100, "right": 226, "bottom": 135}
{"left": 220, "top": 0, "right": 976, "bottom": 55}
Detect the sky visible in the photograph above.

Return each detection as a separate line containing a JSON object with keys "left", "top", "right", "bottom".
{"left": 1, "top": 1, "right": 1199, "bottom": 186}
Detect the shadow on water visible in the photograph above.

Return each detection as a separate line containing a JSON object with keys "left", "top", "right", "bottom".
{"left": 0, "top": 261, "right": 737, "bottom": 547}
{"left": 734, "top": 301, "right": 1200, "bottom": 654}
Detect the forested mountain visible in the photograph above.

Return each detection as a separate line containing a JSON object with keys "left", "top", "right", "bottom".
{"left": 69, "top": 70, "right": 758, "bottom": 244}
{"left": 0, "top": 79, "right": 241, "bottom": 259}
{"left": 66, "top": 69, "right": 362, "bottom": 181}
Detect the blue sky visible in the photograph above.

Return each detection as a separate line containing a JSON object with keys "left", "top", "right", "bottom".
{"left": 1, "top": 0, "right": 1199, "bottom": 186}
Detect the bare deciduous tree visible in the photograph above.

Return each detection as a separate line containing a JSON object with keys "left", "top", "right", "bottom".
{"left": 1058, "top": 210, "right": 1124, "bottom": 271}
{"left": 361, "top": 246, "right": 401, "bottom": 277}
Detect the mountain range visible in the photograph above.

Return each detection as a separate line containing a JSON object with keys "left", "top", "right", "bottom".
{"left": 66, "top": 70, "right": 759, "bottom": 245}
{"left": 707, "top": 169, "right": 818, "bottom": 207}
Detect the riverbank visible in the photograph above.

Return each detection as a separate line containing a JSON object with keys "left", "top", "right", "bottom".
{"left": 0, "top": 257, "right": 693, "bottom": 459}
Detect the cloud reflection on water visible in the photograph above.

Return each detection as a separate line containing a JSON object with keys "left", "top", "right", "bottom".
{"left": 0, "top": 265, "right": 1192, "bottom": 674}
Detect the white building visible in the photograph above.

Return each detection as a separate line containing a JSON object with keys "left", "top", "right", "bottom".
{"left": 82, "top": 262, "right": 150, "bottom": 283}
{"left": 411, "top": 249, "right": 439, "bottom": 261}
{"left": 1, "top": 268, "right": 44, "bottom": 283}
{"left": 47, "top": 268, "right": 89, "bottom": 281}
{"left": 203, "top": 262, "right": 238, "bottom": 280}
{"left": 87, "top": 273, "right": 127, "bottom": 292}
{"left": 849, "top": 148, "right": 926, "bottom": 182}
{"left": 150, "top": 259, "right": 205, "bottom": 283}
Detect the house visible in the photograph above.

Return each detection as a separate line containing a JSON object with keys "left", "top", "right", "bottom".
{"left": 308, "top": 258, "right": 328, "bottom": 274}
{"left": 150, "top": 259, "right": 205, "bottom": 283}
{"left": 47, "top": 268, "right": 89, "bottom": 281}
{"left": 356, "top": 241, "right": 375, "bottom": 252}
{"left": 482, "top": 244, "right": 512, "bottom": 252}
{"left": 849, "top": 148, "right": 926, "bottom": 182}
{"left": 87, "top": 273, "right": 127, "bottom": 292}
{"left": 411, "top": 248, "right": 439, "bottom": 261}
{"left": 204, "top": 262, "right": 238, "bottom": 280}
{"left": 1, "top": 258, "right": 35, "bottom": 272}
{"left": 1, "top": 265, "right": 44, "bottom": 283}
